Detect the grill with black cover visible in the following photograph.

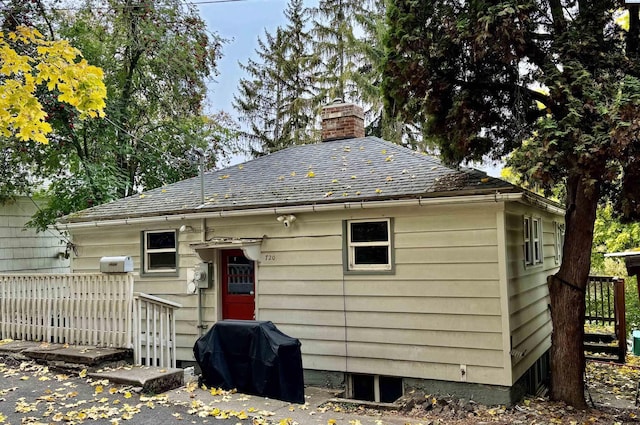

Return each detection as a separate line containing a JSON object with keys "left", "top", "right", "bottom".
{"left": 193, "top": 320, "right": 304, "bottom": 404}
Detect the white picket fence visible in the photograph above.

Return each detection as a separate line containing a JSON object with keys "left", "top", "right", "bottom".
{"left": 0, "top": 273, "right": 180, "bottom": 368}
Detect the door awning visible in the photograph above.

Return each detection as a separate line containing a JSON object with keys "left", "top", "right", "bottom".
{"left": 190, "top": 238, "right": 263, "bottom": 261}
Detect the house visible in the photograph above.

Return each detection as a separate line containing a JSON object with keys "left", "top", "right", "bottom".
{"left": 1, "top": 196, "right": 70, "bottom": 273}
{"left": 58, "top": 100, "right": 564, "bottom": 404}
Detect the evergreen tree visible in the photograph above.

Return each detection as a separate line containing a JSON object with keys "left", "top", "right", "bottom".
{"left": 234, "top": 0, "right": 424, "bottom": 151}
{"left": 383, "top": 0, "right": 640, "bottom": 407}
{"left": 309, "top": 0, "right": 368, "bottom": 104}
{"left": 350, "top": 0, "right": 387, "bottom": 137}
{"left": 311, "top": 0, "right": 420, "bottom": 144}
{"left": 235, "top": 29, "right": 289, "bottom": 153}
{"left": 234, "top": 0, "right": 316, "bottom": 154}
{"left": 348, "top": 0, "right": 422, "bottom": 145}
{"left": 280, "top": 0, "right": 317, "bottom": 146}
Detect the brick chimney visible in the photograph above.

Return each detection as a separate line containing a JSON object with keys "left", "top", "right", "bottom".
{"left": 320, "top": 99, "right": 365, "bottom": 142}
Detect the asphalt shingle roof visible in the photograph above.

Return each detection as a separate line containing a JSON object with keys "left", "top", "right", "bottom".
{"left": 61, "top": 137, "right": 519, "bottom": 223}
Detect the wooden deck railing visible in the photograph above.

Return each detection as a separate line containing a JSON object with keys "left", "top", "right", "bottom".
{"left": 0, "top": 274, "right": 180, "bottom": 369}
{"left": 133, "top": 293, "right": 181, "bottom": 368}
{"left": 584, "top": 276, "right": 626, "bottom": 363}
{"left": 0, "top": 273, "right": 134, "bottom": 347}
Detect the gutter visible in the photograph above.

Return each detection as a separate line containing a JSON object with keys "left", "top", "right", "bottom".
{"left": 521, "top": 192, "right": 565, "bottom": 216}
{"left": 57, "top": 192, "right": 530, "bottom": 230}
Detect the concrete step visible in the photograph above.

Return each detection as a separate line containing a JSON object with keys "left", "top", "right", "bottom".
{"left": 0, "top": 340, "right": 183, "bottom": 393}
{"left": 0, "top": 340, "right": 131, "bottom": 366}
{"left": 90, "top": 366, "right": 184, "bottom": 394}
{"left": 25, "top": 345, "right": 132, "bottom": 367}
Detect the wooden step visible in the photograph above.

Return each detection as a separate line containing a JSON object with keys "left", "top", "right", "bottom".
{"left": 585, "top": 354, "right": 622, "bottom": 363}
{"left": 584, "top": 342, "right": 620, "bottom": 355}
{"left": 584, "top": 333, "right": 616, "bottom": 344}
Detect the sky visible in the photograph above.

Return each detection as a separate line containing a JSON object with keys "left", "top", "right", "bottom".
{"left": 197, "top": 0, "right": 316, "bottom": 115}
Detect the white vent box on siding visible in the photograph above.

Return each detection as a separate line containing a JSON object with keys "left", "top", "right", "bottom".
{"left": 100, "top": 256, "right": 134, "bottom": 273}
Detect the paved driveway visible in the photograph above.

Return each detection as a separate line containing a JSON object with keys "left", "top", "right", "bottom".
{"left": 0, "top": 354, "right": 408, "bottom": 425}
{"left": 0, "top": 355, "right": 249, "bottom": 425}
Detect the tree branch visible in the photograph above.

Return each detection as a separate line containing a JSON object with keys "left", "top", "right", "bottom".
{"left": 35, "top": 0, "right": 55, "bottom": 40}
{"left": 530, "top": 32, "right": 554, "bottom": 41}
{"left": 628, "top": 5, "right": 640, "bottom": 59}
{"left": 549, "top": 0, "right": 567, "bottom": 35}
{"left": 453, "top": 80, "right": 552, "bottom": 107}
{"left": 520, "top": 30, "right": 560, "bottom": 94}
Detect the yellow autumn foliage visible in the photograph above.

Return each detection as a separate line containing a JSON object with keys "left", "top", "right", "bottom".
{"left": 0, "top": 26, "right": 106, "bottom": 144}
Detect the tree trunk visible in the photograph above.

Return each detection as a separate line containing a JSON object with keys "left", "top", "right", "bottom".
{"left": 549, "top": 175, "right": 599, "bottom": 408}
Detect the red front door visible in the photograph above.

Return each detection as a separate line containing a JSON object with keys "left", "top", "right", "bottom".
{"left": 221, "top": 249, "right": 255, "bottom": 320}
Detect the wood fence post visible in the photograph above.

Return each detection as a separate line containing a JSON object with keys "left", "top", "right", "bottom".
{"left": 615, "top": 278, "right": 627, "bottom": 363}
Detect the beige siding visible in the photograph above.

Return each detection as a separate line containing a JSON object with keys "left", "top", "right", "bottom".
{"left": 347, "top": 357, "right": 504, "bottom": 384}
{"left": 0, "top": 198, "right": 70, "bottom": 273}
{"left": 256, "top": 204, "right": 508, "bottom": 386}
{"left": 504, "top": 202, "right": 562, "bottom": 382}
{"left": 69, "top": 202, "right": 510, "bottom": 386}
{"left": 70, "top": 224, "right": 210, "bottom": 359}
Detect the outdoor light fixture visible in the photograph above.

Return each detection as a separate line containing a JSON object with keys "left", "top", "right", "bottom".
{"left": 276, "top": 214, "right": 297, "bottom": 228}
{"left": 179, "top": 224, "right": 194, "bottom": 232}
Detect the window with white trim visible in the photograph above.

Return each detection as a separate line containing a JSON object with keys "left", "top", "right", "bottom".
{"left": 554, "top": 221, "right": 565, "bottom": 264}
{"left": 142, "top": 230, "right": 177, "bottom": 274}
{"left": 346, "top": 219, "right": 392, "bottom": 271}
{"left": 524, "top": 216, "right": 543, "bottom": 266}
{"left": 524, "top": 216, "right": 532, "bottom": 265}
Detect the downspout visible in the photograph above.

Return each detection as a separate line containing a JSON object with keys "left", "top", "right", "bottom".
{"left": 199, "top": 155, "right": 205, "bottom": 205}
{"left": 197, "top": 284, "right": 205, "bottom": 336}
{"left": 197, "top": 151, "right": 206, "bottom": 336}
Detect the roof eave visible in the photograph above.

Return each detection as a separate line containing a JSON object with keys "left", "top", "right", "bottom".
{"left": 57, "top": 190, "right": 529, "bottom": 230}
{"left": 59, "top": 185, "right": 520, "bottom": 225}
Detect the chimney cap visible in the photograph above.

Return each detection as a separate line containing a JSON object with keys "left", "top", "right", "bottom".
{"left": 331, "top": 97, "right": 344, "bottom": 104}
